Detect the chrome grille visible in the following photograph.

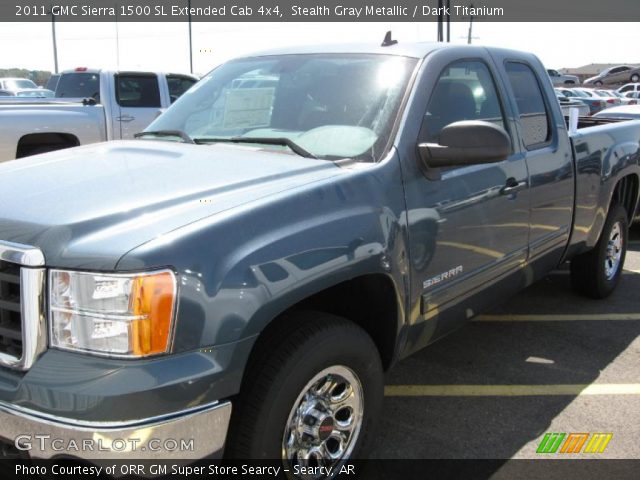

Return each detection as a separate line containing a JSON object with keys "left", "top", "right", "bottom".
{"left": 0, "top": 261, "right": 22, "bottom": 358}
{"left": 0, "top": 241, "right": 46, "bottom": 371}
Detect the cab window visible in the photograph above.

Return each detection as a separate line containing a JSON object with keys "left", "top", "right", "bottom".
{"left": 115, "top": 74, "right": 161, "bottom": 108}
{"left": 419, "top": 60, "right": 507, "bottom": 143}
{"left": 167, "top": 75, "right": 197, "bottom": 104}
{"left": 505, "top": 62, "right": 552, "bottom": 149}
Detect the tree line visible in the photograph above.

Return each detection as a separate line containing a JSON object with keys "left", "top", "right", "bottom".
{"left": 0, "top": 69, "right": 52, "bottom": 86}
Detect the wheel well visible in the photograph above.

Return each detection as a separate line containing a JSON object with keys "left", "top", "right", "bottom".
{"left": 16, "top": 133, "right": 80, "bottom": 158}
{"left": 611, "top": 174, "right": 639, "bottom": 222}
{"left": 259, "top": 275, "right": 400, "bottom": 370}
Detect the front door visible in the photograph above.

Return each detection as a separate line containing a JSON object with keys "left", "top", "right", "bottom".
{"left": 401, "top": 55, "right": 530, "bottom": 348}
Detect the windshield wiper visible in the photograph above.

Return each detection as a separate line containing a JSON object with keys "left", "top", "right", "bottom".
{"left": 134, "top": 130, "right": 195, "bottom": 144}
{"left": 194, "top": 137, "right": 317, "bottom": 159}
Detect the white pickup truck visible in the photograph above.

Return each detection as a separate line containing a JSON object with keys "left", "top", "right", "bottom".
{"left": 0, "top": 68, "right": 197, "bottom": 161}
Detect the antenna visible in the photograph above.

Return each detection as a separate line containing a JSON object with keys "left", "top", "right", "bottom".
{"left": 381, "top": 31, "right": 398, "bottom": 47}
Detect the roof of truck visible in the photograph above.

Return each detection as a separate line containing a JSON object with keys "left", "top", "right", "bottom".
{"left": 245, "top": 41, "right": 458, "bottom": 59}
{"left": 239, "top": 41, "right": 538, "bottom": 64}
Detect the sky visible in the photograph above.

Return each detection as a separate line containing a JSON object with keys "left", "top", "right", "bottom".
{"left": 1, "top": 22, "right": 639, "bottom": 75}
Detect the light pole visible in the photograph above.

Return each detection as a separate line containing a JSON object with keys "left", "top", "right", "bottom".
{"left": 446, "top": 0, "right": 451, "bottom": 42}
{"left": 467, "top": 3, "right": 475, "bottom": 44}
{"left": 188, "top": 0, "right": 193, "bottom": 73}
{"left": 437, "top": 0, "right": 443, "bottom": 42}
{"left": 51, "top": 10, "right": 59, "bottom": 73}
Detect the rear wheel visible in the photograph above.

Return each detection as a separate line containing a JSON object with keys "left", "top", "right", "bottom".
{"left": 571, "top": 204, "right": 628, "bottom": 298}
{"left": 631, "top": 74, "right": 640, "bottom": 83}
{"left": 225, "top": 312, "right": 383, "bottom": 475}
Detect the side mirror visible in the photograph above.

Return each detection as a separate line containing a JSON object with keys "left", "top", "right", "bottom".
{"left": 417, "top": 120, "right": 511, "bottom": 170}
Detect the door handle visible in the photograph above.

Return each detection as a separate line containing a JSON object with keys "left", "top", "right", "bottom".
{"left": 117, "top": 115, "right": 135, "bottom": 122}
{"left": 500, "top": 178, "right": 527, "bottom": 196}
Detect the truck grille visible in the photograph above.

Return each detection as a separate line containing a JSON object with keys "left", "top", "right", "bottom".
{"left": 0, "top": 261, "right": 22, "bottom": 359}
{"left": 0, "top": 240, "right": 46, "bottom": 371}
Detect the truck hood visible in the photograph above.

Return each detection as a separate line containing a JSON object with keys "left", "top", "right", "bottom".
{"left": 0, "top": 140, "right": 342, "bottom": 269}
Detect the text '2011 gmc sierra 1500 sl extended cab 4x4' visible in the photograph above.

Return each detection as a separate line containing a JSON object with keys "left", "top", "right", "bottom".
{"left": 0, "top": 41, "right": 639, "bottom": 474}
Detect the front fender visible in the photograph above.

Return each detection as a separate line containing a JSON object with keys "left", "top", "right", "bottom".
{"left": 117, "top": 151, "right": 410, "bottom": 352}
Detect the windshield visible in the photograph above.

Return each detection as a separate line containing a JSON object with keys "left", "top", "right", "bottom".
{"left": 147, "top": 54, "right": 417, "bottom": 162}
{"left": 56, "top": 72, "right": 101, "bottom": 100}
{"left": 5, "top": 79, "right": 36, "bottom": 90}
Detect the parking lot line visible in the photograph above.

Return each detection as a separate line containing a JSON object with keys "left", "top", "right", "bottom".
{"left": 549, "top": 269, "right": 635, "bottom": 275}
{"left": 384, "top": 384, "right": 640, "bottom": 397}
{"left": 474, "top": 313, "right": 640, "bottom": 321}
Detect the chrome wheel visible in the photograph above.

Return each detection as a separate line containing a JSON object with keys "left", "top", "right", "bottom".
{"left": 605, "top": 221, "right": 623, "bottom": 280}
{"left": 283, "top": 366, "right": 363, "bottom": 475}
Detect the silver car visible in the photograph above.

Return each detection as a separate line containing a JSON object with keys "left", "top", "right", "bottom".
{"left": 584, "top": 65, "right": 640, "bottom": 86}
{"left": 0, "top": 77, "right": 38, "bottom": 93}
{"left": 547, "top": 69, "right": 579, "bottom": 86}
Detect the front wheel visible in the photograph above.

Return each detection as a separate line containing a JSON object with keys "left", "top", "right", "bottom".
{"left": 631, "top": 74, "right": 640, "bottom": 83}
{"left": 571, "top": 204, "right": 628, "bottom": 298}
{"left": 225, "top": 312, "right": 383, "bottom": 475}
{"left": 594, "top": 80, "right": 603, "bottom": 86}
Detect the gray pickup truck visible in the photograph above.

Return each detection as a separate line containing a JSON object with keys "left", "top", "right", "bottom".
{"left": 0, "top": 68, "right": 198, "bottom": 161}
{"left": 1, "top": 42, "right": 639, "bottom": 472}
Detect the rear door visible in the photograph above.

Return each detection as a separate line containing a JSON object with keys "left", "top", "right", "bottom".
{"left": 609, "top": 66, "right": 630, "bottom": 85}
{"left": 499, "top": 59, "right": 575, "bottom": 271}
{"left": 113, "top": 72, "right": 162, "bottom": 139}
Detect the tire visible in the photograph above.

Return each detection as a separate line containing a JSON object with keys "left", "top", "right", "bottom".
{"left": 18, "top": 144, "right": 70, "bottom": 158}
{"left": 570, "top": 204, "right": 628, "bottom": 298}
{"left": 631, "top": 74, "right": 640, "bottom": 83}
{"left": 225, "top": 311, "right": 384, "bottom": 471}
{"left": 594, "top": 81, "right": 603, "bottom": 86}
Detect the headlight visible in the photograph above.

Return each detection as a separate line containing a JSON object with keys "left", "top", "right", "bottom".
{"left": 49, "top": 269, "right": 177, "bottom": 357}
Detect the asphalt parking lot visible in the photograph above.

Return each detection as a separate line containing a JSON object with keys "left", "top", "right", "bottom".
{"left": 372, "top": 226, "right": 640, "bottom": 461}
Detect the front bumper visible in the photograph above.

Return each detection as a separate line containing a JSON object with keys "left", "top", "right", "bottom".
{"left": 0, "top": 400, "right": 231, "bottom": 460}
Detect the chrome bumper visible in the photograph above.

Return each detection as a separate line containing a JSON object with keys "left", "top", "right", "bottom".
{"left": 0, "top": 400, "right": 231, "bottom": 460}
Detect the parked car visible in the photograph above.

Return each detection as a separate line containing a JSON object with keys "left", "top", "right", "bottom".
{"left": 0, "top": 68, "right": 198, "bottom": 160}
{"left": 0, "top": 77, "right": 38, "bottom": 93}
{"left": 584, "top": 65, "right": 640, "bottom": 86}
{"left": 0, "top": 42, "right": 639, "bottom": 469}
{"left": 592, "top": 89, "right": 623, "bottom": 106}
{"left": 593, "top": 105, "right": 640, "bottom": 120}
{"left": 556, "top": 88, "right": 606, "bottom": 115}
{"left": 0, "top": 88, "right": 55, "bottom": 98}
{"left": 555, "top": 91, "right": 590, "bottom": 117}
{"left": 606, "top": 90, "right": 638, "bottom": 105}
{"left": 573, "top": 87, "right": 623, "bottom": 108}
{"left": 616, "top": 83, "right": 640, "bottom": 95}
{"left": 547, "top": 69, "right": 579, "bottom": 86}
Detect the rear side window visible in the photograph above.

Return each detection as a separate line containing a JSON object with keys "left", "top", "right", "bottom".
{"left": 419, "top": 60, "right": 507, "bottom": 143}
{"left": 167, "top": 75, "right": 197, "bottom": 103}
{"left": 116, "top": 74, "right": 160, "bottom": 108}
{"left": 505, "top": 62, "right": 551, "bottom": 149}
{"left": 56, "top": 73, "right": 100, "bottom": 100}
